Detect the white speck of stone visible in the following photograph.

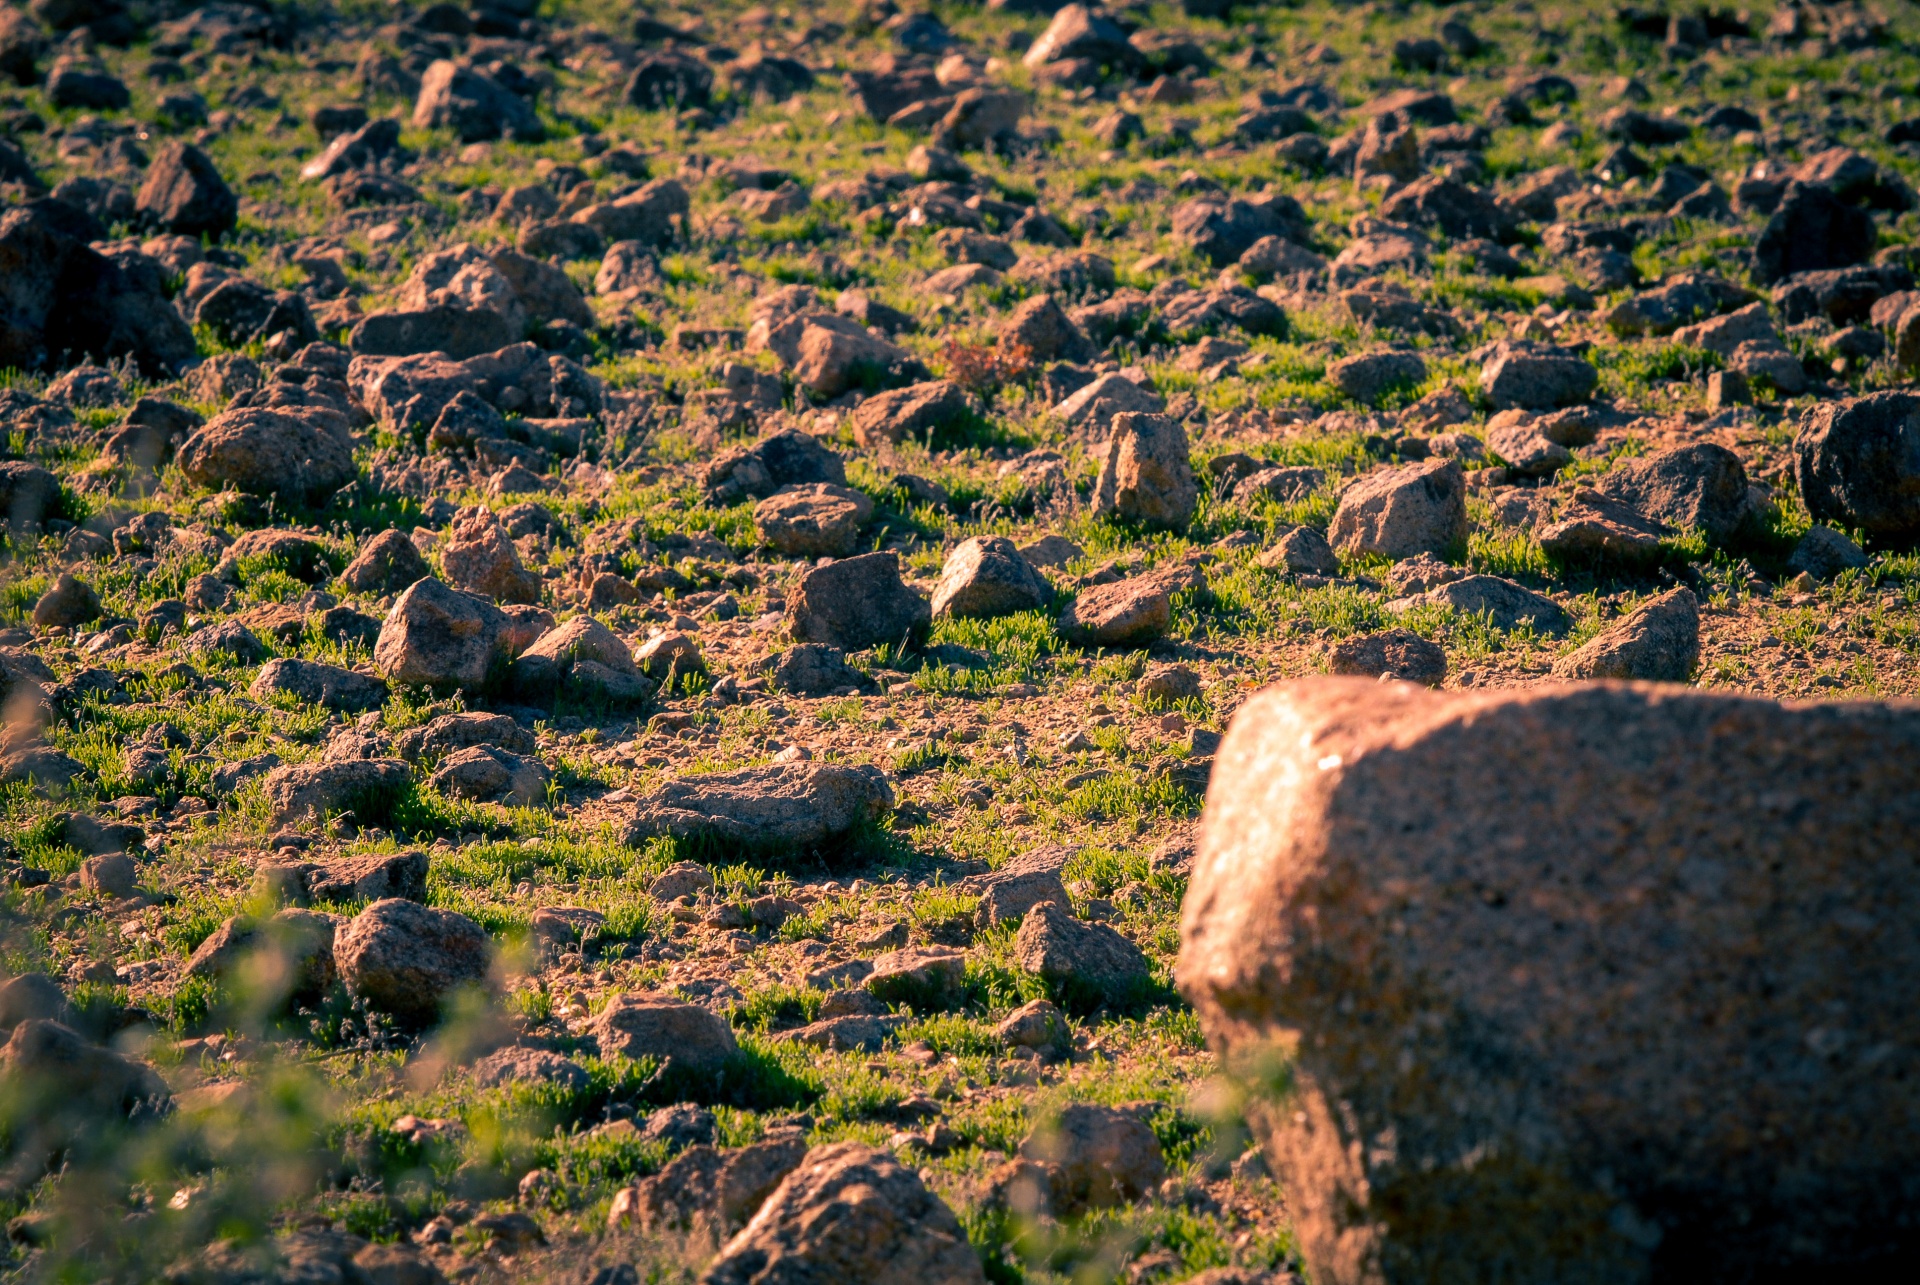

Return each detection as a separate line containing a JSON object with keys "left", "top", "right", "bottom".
{"left": 1317, "top": 754, "right": 1343, "bottom": 771}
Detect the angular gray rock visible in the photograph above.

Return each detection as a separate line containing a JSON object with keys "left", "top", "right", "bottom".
{"left": 174, "top": 406, "right": 357, "bottom": 503}
{"left": 513, "top": 616, "right": 648, "bottom": 703}
{"left": 1537, "top": 489, "right": 1674, "bottom": 565}
{"left": 592, "top": 992, "right": 738, "bottom": 1073}
{"left": 702, "top": 1142, "right": 986, "bottom": 1285}
{"left": 1402, "top": 574, "right": 1570, "bottom": 634}
{"left": 625, "top": 762, "right": 895, "bottom": 851}
{"left": 135, "top": 142, "right": 237, "bottom": 239}
{"left": 932, "top": 536, "right": 1053, "bottom": 619}
{"left": 395, "top": 711, "right": 536, "bottom": 762}
{"left": 1787, "top": 525, "right": 1870, "bottom": 580}
{"left": 1180, "top": 678, "right": 1920, "bottom": 1285}
{"left": 374, "top": 578, "right": 512, "bottom": 693}
{"left": 1257, "top": 526, "right": 1341, "bottom": 576}
{"left": 1014, "top": 900, "right": 1150, "bottom": 997}
{"left": 786, "top": 552, "right": 930, "bottom": 651}
{"left": 340, "top": 528, "right": 432, "bottom": 595}
{"left": 1595, "top": 443, "right": 1754, "bottom": 544}
{"left": 412, "top": 59, "right": 541, "bottom": 142}
{"left": 1551, "top": 587, "right": 1699, "bottom": 681}
{"left": 1328, "top": 458, "right": 1468, "bottom": 559}
{"left": 441, "top": 505, "right": 542, "bottom": 605}
{"left": 610, "top": 1134, "right": 806, "bottom": 1233}
{"left": 850, "top": 379, "right": 969, "bottom": 448}
{"left": 335, "top": 898, "right": 492, "bottom": 1026}
{"left": 1091, "top": 412, "right": 1197, "bottom": 531}
{"left": 763, "top": 643, "right": 873, "bottom": 696}
{"left": 1793, "top": 390, "right": 1920, "bottom": 543}
{"left": 1328, "top": 350, "right": 1426, "bottom": 405}
{"left": 1327, "top": 628, "right": 1447, "bottom": 686}
{"left": 754, "top": 482, "right": 874, "bottom": 557}
{"left": 428, "top": 745, "right": 551, "bottom": 806}
{"left": 959, "top": 848, "right": 1071, "bottom": 929}
{"left": 1478, "top": 340, "right": 1598, "bottom": 409}
{"left": 249, "top": 659, "right": 389, "bottom": 713}
{"left": 704, "top": 427, "right": 847, "bottom": 504}
{"left": 1058, "top": 575, "right": 1171, "bottom": 647}
{"left": 262, "top": 758, "right": 411, "bottom": 828}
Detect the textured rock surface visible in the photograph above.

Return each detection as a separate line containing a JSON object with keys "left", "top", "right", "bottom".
{"left": 1328, "top": 458, "right": 1468, "bottom": 559}
{"left": 1794, "top": 390, "right": 1920, "bottom": 542}
{"left": 1551, "top": 587, "right": 1699, "bottom": 681}
{"left": 932, "top": 535, "right": 1053, "bottom": 619}
{"left": 1091, "top": 412, "right": 1197, "bottom": 531}
{"left": 1180, "top": 677, "right": 1920, "bottom": 1285}
{"left": 625, "top": 762, "right": 894, "bottom": 850}
{"left": 335, "top": 899, "right": 491, "bottom": 1025}
{"left": 592, "top": 992, "right": 739, "bottom": 1072}
{"left": 785, "top": 552, "right": 930, "bottom": 651}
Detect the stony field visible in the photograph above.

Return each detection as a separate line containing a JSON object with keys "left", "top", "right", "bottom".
{"left": 0, "top": 0, "right": 1917, "bottom": 1281}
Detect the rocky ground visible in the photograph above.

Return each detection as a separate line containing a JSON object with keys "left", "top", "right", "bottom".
{"left": 0, "top": 0, "right": 1917, "bottom": 1281}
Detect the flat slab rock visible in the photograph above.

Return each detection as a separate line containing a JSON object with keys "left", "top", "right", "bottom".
{"left": 623, "top": 762, "right": 894, "bottom": 851}
{"left": 1179, "top": 677, "right": 1920, "bottom": 1285}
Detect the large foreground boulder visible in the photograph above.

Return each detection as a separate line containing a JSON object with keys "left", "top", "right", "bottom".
{"left": 703, "top": 1142, "right": 986, "bottom": 1285}
{"left": 625, "top": 762, "right": 894, "bottom": 851}
{"left": 1179, "top": 678, "right": 1920, "bottom": 1285}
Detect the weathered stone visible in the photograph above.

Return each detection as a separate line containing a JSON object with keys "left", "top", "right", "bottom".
{"left": 1478, "top": 340, "right": 1598, "bottom": 409}
{"left": 1328, "top": 350, "right": 1426, "bottom": 404}
{"left": 1377, "top": 174, "right": 1516, "bottom": 241}
{"left": 32, "top": 572, "right": 98, "bottom": 628}
{"left": 1180, "top": 677, "right": 1920, "bottom": 1285}
{"left": 960, "top": 849, "right": 1071, "bottom": 929}
{"left": 592, "top": 992, "right": 738, "bottom": 1072}
{"left": 1091, "top": 412, "right": 1196, "bottom": 531}
{"left": 0, "top": 975, "right": 74, "bottom": 1034}
{"left": 184, "top": 909, "right": 339, "bottom": 1001}
{"left": 1014, "top": 900, "right": 1150, "bottom": 997}
{"left": 341, "top": 529, "right": 432, "bottom": 595}
{"left": 625, "top": 762, "right": 894, "bottom": 851}
{"left": 1551, "top": 587, "right": 1698, "bottom": 681}
{"left": 335, "top": 898, "right": 491, "bottom": 1026}
{"left": 1327, "top": 628, "right": 1447, "bottom": 686}
{"left": 1020, "top": 1104, "right": 1166, "bottom": 1211}
{"left": 1052, "top": 371, "right": 1165, "bottom": 433}
{"left": 134, "top": 142, "right": 236, "bottom": 239}
{"left": 997, "top": 998, "right": 1070, "bottom": 1053}
{"left": 1002, "top": 295, "right": 1097, "bottom": 364}
{"left": 1787, "top": 525, "right": 1870, "bottom": 580}
{"left": 851, "top": 379, "right": 969, "bottom": 447}
{"left": 1403, "top": 574, "right": 1570, "bottom": 634}
{"left": 1328, "top": 458, "right": 1468, "bottom": 559}
{"left": 611, "top": 1135, "right": 806, "bottom": 1233}
{"left": 1537, "top": 489, "right": 1674, "bottom": 565}
{"left": 175, "top": 406, "right": 357, "bottom": 502}
{"left": 412, "top": 59, "right": 540, "bottom": 141}
{"left": 1753, "top": 181, "right": 1876, "bottom": 284}
{"left": 786, "top": 552, "right": 930, "bottom": 651}
{"left": 470, "top": 1046, "right": 589, "bottom": 1091}
{"left": 1595, "top": 443, "right": 1754, "bottom": 544}
{"left": 250, "top": 659, "right": 387, "bottom": 713}
{"left": 866, "top": 946, "right": 968, "bottom": 1009}
{"left": 1486, "top": 421, "right": 1572, "bottom": 478}
{"left": 1794, "top": 390, "right": 1920, "bottom": 543}
{"left": 754, "top": 482, "right": 874, "bottom": 557}
{"left": 262, "top": 758, "right": 410, "bottom": 828}
{"left": 428, "top": 745, "right": 550, "bottom": 806}
{"left": 1, "top": 1019, "right": 169, "bottom": 1171}
{"left": 648, "top": 861, "right": 714, "bottom": 902}
{"left": 704, "top": 427, "right": 847, "bottom": 503}
{"left": 441, "top": 505, "right": 542, "bottom": 605}
{"left": 395, "top": 711, "right": 535, "bottom": 762}
{"left": 348, "top": 307, "right": 519, "bottom": 361}
{"left": 702, "top": 1142, "right": 985, "bottom": 1285}
{"left": 1058, "top": 576, "right": 1171, "bottom": 647}
{"left": 374, "top": 579, "right": 511, "bottom": 693}
{"left": 764, "top": 643, "right": 873, "bottom": 696}
{"left": 932, "top": 536, "right": 1053, "bottom": 619}
{"left": 1257, "top": 526, "right": 1341, "bottom": 576}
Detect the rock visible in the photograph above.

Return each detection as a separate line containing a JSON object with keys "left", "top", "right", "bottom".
{"left": 764, "top": 643, "right": 872, "bottom": 696}
{"left": 490, "top": 248, "right": 593, "bottom": 330}
{"left": 0, "top": 203, "right": 195, "bottom": 375}
{"left": 1787, "top": 526, "right": 1870, "bottom": 580}
{"left": 932, "top": 536, "right": 1053, "bottom": 619}
{"left": 1551, "top": 587, "right": 1698, "bottom": 681}
{"left": 867, "top": 946, "right": 968, "bottom": 1008}
{"left": 1478, "top": 340, "right": 1598, "bottom": 409}
{"left": 1327, "top": 628, "right": 1447, "bottom": 686}
{"left": 514, "top": 616, "right": 650, "bottom": 703}
{"left": 960, "top": 849, "right": 1071, "bottom": 929}
{"left": 625, "top": 763, "right": 894, "bottom": 852}
{"left": 1537, "top": 489, "right": 1674, "bottom": 565}
{"left": 0, "top": 744, "right": 83, "bottom": 792}
{"left": 754, "top": 482, "right": 874, "bottom": 557}
{"left": 1404, "top": 574, "right": 1570, "bottom": 634}
{"left": 634, "top": 631, "right": 703, "bottom": 679}
{"left": 1328, "top": 458, "right": 1468, "bottom": 560}
{"left": 702, "top": 1142, "right": 985, "bottom": 1285}
{"left": 0, "top": 975, "right": 74, "bottom": 1034}
{"left": 1753, "top": 181, "right": 1876, "bottom": 284}
{"left": 0, "top": 461, "right": 56, "bottom": 534}
{"left": 335, "top": 899, "right": 491, "bottom": 1026}
{"left": 267, "top": 850, "right": 430, "bottom": 904}
{"left": 786, "top": 552, "right": 930, "bottom": 652}
{"left": 349, "top": 307, "right": 519, "bottom": 361}
{"left": 1001, "top": 295, "right": 1097, "bottom": 364}
{"left": 1328, "top": 350, "right": 1426, "bottom": 404}
{"left": 1606, "top": 272, "right": 1758, "bottom": 336}
{"left": 1172, "top": 195, "right": 1308, "bottom": 267}
{"left": 134, "top": 142, "right": 236, "bottom": 239}
{"left": 1053, "top": 370, "right": 1166, "bottom": 434}
{"left": 439, "top": 505, "right": 542, "bottom": 606}
{"left": 412, "top": 59, "right": 540, "bottom": 142}
{"left": 45, "top": 59, "right": 128, "bottom": 109}
{"left": 1, "top": 1020, "right": 169, "bottom": 1168}
{"left": 648, "top": 862, "right": 714, "bottom": 901}
{"left": 1594, "top": 443, "right": 1754, "bottom": 545}
{"left": 1377, "top": 174, "right": 1516, "bottom": 241}
{"left": 639, "top": 1103, "right": 718, "bottom": 1150}
{"left": 613, "top": 1135, "right": 807, "bottom": 1233}
{"left": 625, "top": 48, "right": 714, "bottom": 109}
{"left": 80, "top": 851, "right": 138, "bottom": 898}
{"left": 1014, "top": 900, "right": 1150, "bottom": 998}
{"left": 262, "top": 758, "right": 410, "bottom": 828}
{"left": 1251, "top": 526, "right": 1344, "bottom": 576}
{"left": 186, "top": 620, "right": 268, "bottom": 664}
{"left": 1794, "top": 390, "right": 1920, "bottom": 543}
{"left": 850, "top": 379, "right": 969, "bottom": 447}
{"left": 175, "top": 406, "right": 357, "bottom": 503}
{"left": 1020, "top": 1104, "right": 1166, "bottom": 1211}
{"left": 1091, "top": 412, "right": 1196, "bottom": 531}
{"left": 575, "top": 178, "right": 689, "bottom": 248}
{"left": 704, "top": 428, "right": 847, "bottom": 504}
{"left": 375, "top": 579, "right": 511, "bottom": 693}
{"left": 471, "top": 1046, "right": 589, "bottom": 1091}
{"left": 1022, "top": 4, "right": 1137, "bottom": 69}
{"left": 592, "top": 992, "right": 738, "bottom": 1072}
{"left": 1671, "top": 301, "right": 1777, "bottom": 356}
{"left": 250, "top": 659, "right": 388, "bottom": 712}
{"left": 1180, "top": 677, "right": 1920, "bottom": 1285}
{"left": 1485, "top": 420, "right": 1572, "bottom": 479}
{"left": 32, "top": 572, "right": 98, "bottom": 627}
{"left": 341, "top": 529, "right": 432, "bottom": 595}
{"left": 429, "top": 745, "right": 550, "bottom": 806}
{"left": 997, "top": 998, "right": 1070, "bottom": 1053}
{"left": 395, "top": 712, "right": 534, "bottom": 762}
{"left": 183, "top": 909, "right": 339, "bottom": 1001}
{"left": 1058, "top": 575, "right": 1171, "bottom": 647}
